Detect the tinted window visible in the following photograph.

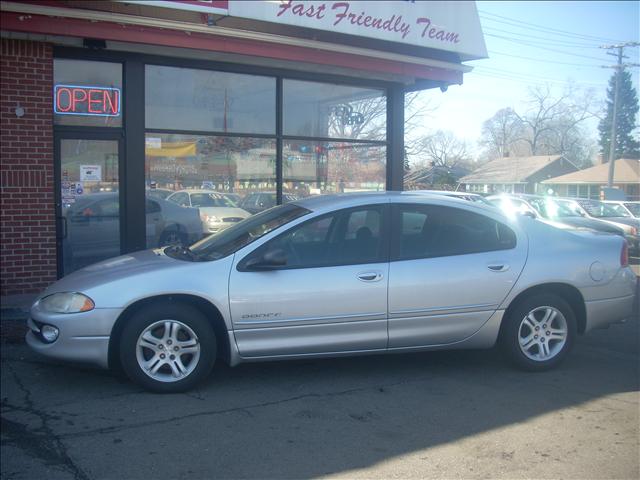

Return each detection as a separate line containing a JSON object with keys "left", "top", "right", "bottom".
{"left": 283, "top": 79, "right": 385, "bottom": 139}
{"left": 247, "top": 206, "right": 386, "bottom": 269}
{"left": 394, "top": 204, "right": 516, "bottom": 260}
{"left": 146, "top": 65, "right": 275, "bottom": 134}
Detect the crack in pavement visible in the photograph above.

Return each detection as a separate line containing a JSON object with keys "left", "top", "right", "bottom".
{"left": 1, "top": 362, "right": 91, "bottom": 480}
{"left": 54, "top": 374, "right": 439, "bottom": 440}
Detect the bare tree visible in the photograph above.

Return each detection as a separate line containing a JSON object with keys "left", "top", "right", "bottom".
{"left": 479, "top": 107, "right": 526, "bottom": 159}
{"left": 479, "top": 84, "right": 597, "bottom": 167}
{"left": 416, "top": 130, "right": 472, "bottom": 168}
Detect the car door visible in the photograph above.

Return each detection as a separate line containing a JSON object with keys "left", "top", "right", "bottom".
{"left": 229, "top": 204, "right": 390, "bottom": 358}
{"left": 388, "top": 203, "right": 527, "bottom": 348}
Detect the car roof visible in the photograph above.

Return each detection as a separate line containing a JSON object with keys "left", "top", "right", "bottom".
{"left": 172, "top": 189, "right": 226, "bottom": 196}
{"left": 291, "top": 191, "right": 501, "bottom": 216}
{"left": 411, "top": 190, "right": 481, "bottom": 197}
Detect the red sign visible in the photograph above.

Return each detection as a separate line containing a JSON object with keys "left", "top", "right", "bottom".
{"left": 54, "top": 85, "right": 121, "bottom": 117}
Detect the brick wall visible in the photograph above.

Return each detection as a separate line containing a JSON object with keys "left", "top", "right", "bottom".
{"left": 1, "top": 39, "right": 56, "bottom": 296}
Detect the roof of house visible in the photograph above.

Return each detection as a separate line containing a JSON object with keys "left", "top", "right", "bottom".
{"left": 459, "top": 155, "right": 564, "bottom": 184}
{"left": 542, "top": 158, "right": 640, "bottom": 184}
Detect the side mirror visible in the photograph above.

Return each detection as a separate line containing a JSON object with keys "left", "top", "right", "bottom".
{"left": 523, "top": 210, "right": 537, "bottom": 218}
{"left": 244, "top": 248, "right": 287, "bottom": 271}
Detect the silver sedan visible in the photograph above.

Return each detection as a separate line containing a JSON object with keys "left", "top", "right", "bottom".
{"left": 26, "top": 193, "right": 637, "bottom": 392}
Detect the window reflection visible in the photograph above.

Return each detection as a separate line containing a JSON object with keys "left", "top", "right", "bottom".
{"left": 145, "top": 134, "right": 276, "bottom": 248}
{"left": 146, "top": 65, "right": 275, "bottom": 134}
{"left": 283, "top": 79, "right": 386, "bottom": 140}
{"left": 283, "top": 140, "right": 386, "bottom": 199}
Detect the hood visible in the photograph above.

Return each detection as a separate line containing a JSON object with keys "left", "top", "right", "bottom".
{"left": 38, "top": 248, "right": 236, "bottom": 309}
{"left": 40, "top": 249, "right": 182, "bottom": 297}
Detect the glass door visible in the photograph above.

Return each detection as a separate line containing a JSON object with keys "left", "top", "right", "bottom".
{"left": 56, "top": 136, "right": 122, "bottom": 276}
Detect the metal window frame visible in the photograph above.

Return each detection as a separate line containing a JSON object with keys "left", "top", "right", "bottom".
{"left": 52, "top": 46, "right": 405, "bottom": 264}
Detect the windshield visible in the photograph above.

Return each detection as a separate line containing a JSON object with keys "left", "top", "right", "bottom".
{"left": 624, "top": 203, "right": 640, "bottom": 216}
{"left": 555, "top": 200, "right": 586, "bottom": 217}
{"left": 186, "top": 203, "right": 310, "bottom": 260}
{"left": 605, "top": 203, "right": 632, "bottom": 217}
{"left": 191, "top": 193, "right": 236, "bottom": 208}
{"left": 529, "top": 198, "right": 576, "bottom": 219}
{"left": 578, "top": 200, "right": 625, "bottom": 218}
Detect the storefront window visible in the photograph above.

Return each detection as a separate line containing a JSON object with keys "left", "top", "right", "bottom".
{"left": 145, "top": 65, "right": 276, "bottom": 134}
{"left": 283, "top": 80, "right": 386, "bottom": 140}
{"left": 53, "top": 59, "right": 122, "bottom": 127}
{"left": 283, "top": 140, "right": 386, "bottom": 199}
{"left": 145, "top": 133, "right": 276, "bottom": 248}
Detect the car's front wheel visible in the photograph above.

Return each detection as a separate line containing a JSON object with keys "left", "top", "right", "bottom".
{"left": 119, "top": 302, "right": 216, "bottom": 392}
{"left": 501, "top": 293, "right": 577, "bottom": 371}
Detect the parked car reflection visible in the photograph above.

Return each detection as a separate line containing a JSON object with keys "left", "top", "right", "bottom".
{"left": 63, "top": 192, "right": 202, "bottom": 273}
{"left": 166, "top": 189, "right": 251, "bottom": 234}
{"left": 239, "top": 192, "right": 298, "bottom": 214}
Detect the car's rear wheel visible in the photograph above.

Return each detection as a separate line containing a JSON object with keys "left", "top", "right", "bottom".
{"left": 501, "top": 293, "right": 576, "bottom": 371}
{"left": 119, "top": 302, "right": 216, "bottom": 393}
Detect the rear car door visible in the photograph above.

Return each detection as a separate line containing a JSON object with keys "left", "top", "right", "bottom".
{"left": 229, "top": 204, "right": 390, "bottom": 358}
{"left": 388, "top": 203, "right": 527, "bottom": 348}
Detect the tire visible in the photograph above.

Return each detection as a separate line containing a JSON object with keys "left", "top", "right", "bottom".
{"left": 119, "top": 302, "right": 216, "bottom": 393}
{"left": 500, "top": 293, "right": 577, "bottom": 371}
{"left": 159, "top": 228, "right": 187, "bottom": 247}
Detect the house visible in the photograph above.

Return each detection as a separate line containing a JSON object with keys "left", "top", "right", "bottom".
{"left": 541, "top": 158, "right": 640, "bottom": 200}
{"left": 458, "top": 155, "right": 579, "bottom": 194}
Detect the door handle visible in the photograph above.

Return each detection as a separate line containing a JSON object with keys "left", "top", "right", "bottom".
{"left": 357, "top": 271, "right": 383, "bottom": 282}
{"left": 56, "top": 216, "right": 68, "bottom": 239}
{"left": 487, "top": 263, "right": 510, "bottom": 272}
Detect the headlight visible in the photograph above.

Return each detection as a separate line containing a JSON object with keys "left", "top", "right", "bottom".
{"left": 200, "top": 214, "right": 220, "bottom": 225}
{"left": 38, "top": 292, "right": 95, "bottom": 314}
{"left": 630, "top": 226, "right": 637, "bottom": 236}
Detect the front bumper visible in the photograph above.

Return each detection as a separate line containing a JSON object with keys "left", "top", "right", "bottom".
{"left": 25, "top": 305, "right": 123, "bottom": 369}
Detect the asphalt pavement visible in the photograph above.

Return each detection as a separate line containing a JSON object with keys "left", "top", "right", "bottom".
{"left": 1, "top": 306, "right": 638, "bottom": 479}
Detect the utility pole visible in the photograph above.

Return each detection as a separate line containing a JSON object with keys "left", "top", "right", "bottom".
{"left": 600, "top": 42, "right": 640, "bottom": 188}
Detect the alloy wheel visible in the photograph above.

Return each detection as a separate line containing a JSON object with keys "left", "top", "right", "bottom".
{"left": 517, "top": 306, "right": 568, "bottom": 362}
{"left": 135, "top": 320, "right": 201, "bottom": 382}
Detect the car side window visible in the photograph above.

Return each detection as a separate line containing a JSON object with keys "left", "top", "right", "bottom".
{"left": 243, "top": 205, "right": 387, "bottom": 269}
{"left": 393, "top": 204, "right": 516, "bottom": 261}
{"left": 168, "top": 192, "right": 187, "bottom": 206}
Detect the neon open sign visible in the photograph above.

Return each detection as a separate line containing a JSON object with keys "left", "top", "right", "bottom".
{"left": 54, "top": 85, "right": 121, "bottom": 117}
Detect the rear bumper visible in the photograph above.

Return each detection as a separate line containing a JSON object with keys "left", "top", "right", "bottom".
{"left": 585, "top": 293, "right": 636, "bottom": 332}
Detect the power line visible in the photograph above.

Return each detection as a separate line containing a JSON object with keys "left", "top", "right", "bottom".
{"left": 482, "top": 27, "right": 603, "bottom": 49}
{"left": 474, "top": 66, "right": 607, "bottom": 87}
{"left": 478, "top": 11, "right": 625, "bottom": 43}
{"left": 472, "top": 72, "right": 606, "bottom": 89}
{"left": 485, "top": 34, "right": 618, "bottom": 62}
{"left": 488, "top": 50, "right": 607, "bottom": 68}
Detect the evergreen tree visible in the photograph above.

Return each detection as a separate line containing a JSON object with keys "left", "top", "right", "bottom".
{"left": 598, "top": 69, "right": 640, "bottom": 160}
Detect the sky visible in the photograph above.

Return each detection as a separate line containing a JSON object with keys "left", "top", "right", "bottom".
{"left": 412, "top": 0, "right": 640, "bottom": 163}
